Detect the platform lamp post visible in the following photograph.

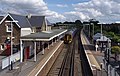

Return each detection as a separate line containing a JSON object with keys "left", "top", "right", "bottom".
{"left": 89, "top": 23, "right": 91, "bottom": 38}
{"left": 98, "top": 23, "right": 102, "bottom": 37}
{"left": 5, "top": 20, "right": 18, "bottom": 70}
{"left": 83, "top": 23, "right": 89, "bottom": 36}
{"left": 90, "top": 23, "right": 94, "bottom": 44}
{"left": 98, "top": 23, "right": 104, "bottom": 53}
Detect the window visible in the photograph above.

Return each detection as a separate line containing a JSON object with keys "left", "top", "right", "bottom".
{"left": 6, "top": 24, "right": 12, "bottom": 32}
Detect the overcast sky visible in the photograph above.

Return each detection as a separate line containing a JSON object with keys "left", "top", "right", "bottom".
{"left": 0, "top": 0, "right": 120, "bottom": 23}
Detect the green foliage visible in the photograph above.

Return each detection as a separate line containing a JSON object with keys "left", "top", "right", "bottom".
{"left": 105, "top": 32, "right": 115, "bottom": 37}
{"left": 89, "top": 19, "right": 99, "bottom": 25}
{"left": 113, "top": 35, "right": 119, "bottom": 42}
{"left": 94, "top": 29, "right": 101, "bottom": 34}
{"left": 103, "top": 31, "right": 120, "bottom": 43}
{"left": 111, "top": 46, "right": 120, "bottom": 61}
{"left": 111, "top": 25, "right": 119, "bottom": 33}
{"left": 75, "top": 20, "right": 83, "bottom": 28}
{"left": 111, "top": 46, "right": 120, "bottom": 54}
{"left": 108, "top": 32, "right": 115, "bottom": 37}
{"left": 117, "top": 39, "right": 120, "bottom": 43}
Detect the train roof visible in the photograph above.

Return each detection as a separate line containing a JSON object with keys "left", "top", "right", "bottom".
{"left": 66, "top": 28, "right": 76, "bottom": 34}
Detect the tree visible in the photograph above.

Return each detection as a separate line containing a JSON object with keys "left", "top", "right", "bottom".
{"left": 89, "top": 19, "right": 99, "bottom": 24}
{"left": 63, "top": 21, "right": 69, "bottom": 24}
{"left": 107, "top": 32, "right": 115, "bottom": 37}
{"left": 111, "top": 46, "right": 120, "bottom": 62}
{"left": 75, "top": 20, "right": 83, "bottom": 29}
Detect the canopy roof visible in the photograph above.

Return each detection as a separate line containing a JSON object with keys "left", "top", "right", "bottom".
{"left": 21, "top": 29, "right": 67, "bottom": 41}
{"left": 96, "top": 36, "right": 111, "bottom": 42}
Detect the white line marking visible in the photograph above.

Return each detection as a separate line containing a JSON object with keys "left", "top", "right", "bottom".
{"left": 35, "top": 41, "right": 63, "bottom": 76}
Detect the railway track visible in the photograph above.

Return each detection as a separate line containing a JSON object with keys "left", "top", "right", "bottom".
{"left": 58, "top": 41, "right": 75, "bottom": 76}
{"left": 47, "top": 30, "right": 81, "bottom": 76}
{"left": 58, "top": 30, "right": 78, "bottom": 76}
{"left": 47, "top": 39, "right": 76, "bottom": 76}
{"left": 46, "top": 44, "right": 67, "bottom": 76}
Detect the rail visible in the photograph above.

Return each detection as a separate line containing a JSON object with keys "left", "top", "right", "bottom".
{"left": 58, "top": 30, "right": 77, "bottom": 76}
{"left": 69, "top": 39, "right": 75, "bottom": 76}
{"left": 58, "top": 44, "right": 71, "bottom": 76}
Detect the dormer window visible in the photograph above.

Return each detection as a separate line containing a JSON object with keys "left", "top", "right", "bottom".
{"left": 6, "top": 24, "right": 12, "bottom": 32}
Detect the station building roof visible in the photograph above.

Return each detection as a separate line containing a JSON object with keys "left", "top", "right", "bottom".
{"left": 20, "top": 29, "right": 67, "bottom": 41}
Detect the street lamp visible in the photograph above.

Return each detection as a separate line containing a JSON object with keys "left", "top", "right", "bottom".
{"left": 89, "top": 23, "right": 90, "bottom": 38}
{"left": 98, "top": 23, "right": 103, "bottom": 37}
{"left": 83, "top": 23, "right": 89, "bottom": 35}
{"left": 91, "top": 23, "right": 94, "bottom": 37}
{"left": 5, "top": 20, "right": 18, "bottom": 70}
{"left": 98, "top": 23, "right": 106, "bottom": 37}
{"left": 90, "top": 23, "right": 94, "bottom": 43}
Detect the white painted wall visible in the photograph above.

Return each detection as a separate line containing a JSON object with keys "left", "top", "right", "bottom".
{"left": 21, "top": 28, "right": 32, "bottom": 36}
{"left": 2, "top": 51, "right": 20, "bottom": 69}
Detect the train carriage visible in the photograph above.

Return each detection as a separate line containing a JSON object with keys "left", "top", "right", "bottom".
{"left": 64, "top": 28, "right": 77, "bottom": 44}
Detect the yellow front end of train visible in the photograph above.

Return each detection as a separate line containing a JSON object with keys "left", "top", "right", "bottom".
{"left": 64, "top": 34, "right": 72, "bottom": 44}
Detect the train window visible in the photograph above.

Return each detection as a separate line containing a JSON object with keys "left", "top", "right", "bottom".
{"left": 69, "top": 35, "right": 72, "bottom": 38}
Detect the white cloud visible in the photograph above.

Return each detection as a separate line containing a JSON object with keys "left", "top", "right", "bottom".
{"left": 64, "top": 11, "right": 90, "bottom": 21}
{"left": 0, "top": 0, "right": 47, "bottom": 14}
{"left": 46, "top": 10, "right": 66, "bottom": 22}
{"left": 71, "top": 0, "right": 120, "bottom": 23}
{"left": 56, "top": 4, "right": 68, "bottom": 8}
{"left": 0, "top": 0, "right": 120, "bottom": 23}
{"left": 0, "top": 0, "right": 65, "bottom": 23}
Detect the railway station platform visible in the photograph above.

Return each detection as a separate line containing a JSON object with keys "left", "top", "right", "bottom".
{"left": 81, "top": 31, "right": 101, "bottom": 70}
{"left": 81, "top": 31, "right": 107, "bottom": 76}
{"left": 0, "top": 40, "right": 63, "bottom": 76}
{"left": 20, "top": 29, "right": 67, "bottom": 62}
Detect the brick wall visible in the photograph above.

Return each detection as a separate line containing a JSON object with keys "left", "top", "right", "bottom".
{"left": 0, "top": 17, "right": 20, "bottom": 46}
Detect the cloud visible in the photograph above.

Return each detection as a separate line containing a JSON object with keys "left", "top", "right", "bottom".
{"left": 46, "top": 10, "right": 66, "bottom": 22}
{"left": 71, "top": 0, "right": 120, "bottom": 23}
{"left": 0, "top": 0, "right": 47, "bottom": 14}
{"left": 64, "top": 11, "right": 90, "bottom": 21}
{"left": 0, "top": 0, "right": 120, "bottom": 23}
{"left": 0, "top": 0, "right": 65, "bottom": 23}
{"left": 56, "top": 4, "right": 68, "bottom": 8}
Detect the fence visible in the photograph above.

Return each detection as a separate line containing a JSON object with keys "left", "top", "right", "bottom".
{"left": 104, "top": 59, "right": 120, "bottom": 76}
{"left": 2, "top": 51, "right": 20, "bottom": 69}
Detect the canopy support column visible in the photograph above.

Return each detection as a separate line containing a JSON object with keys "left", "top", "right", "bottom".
{"left": 55, "top": 38, "right": 56, "bottom": 43}
{"left": 42, "top": 42, "right": 44, "bottom": 55}
{"left": 20, "top": 40, "right": 23, "bottom": 62}
{"left": 48, "top": 42, "right": 49, "bottom": 49}
{"left": 52, "top": 40, "right": 53, "bottom": 46}
{"left": 34, "top": 41, "right": 37, "bottom": 61}
{"left": 57, "top": 36, "right": 59, "bottom": 41}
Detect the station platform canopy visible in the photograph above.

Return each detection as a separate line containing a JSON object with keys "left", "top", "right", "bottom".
{"left": 96, "top": 36, "right": 111, "bottom": 42}
{"left": 93, "top": 33, "right": 103, "bottom": 41}
{"left": 20, "top": 29, "right": 67, "bottom": 41}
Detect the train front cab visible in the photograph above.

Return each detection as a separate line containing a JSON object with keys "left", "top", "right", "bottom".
{"left": 64, "top": 34, "right": 72, "bottom": 44}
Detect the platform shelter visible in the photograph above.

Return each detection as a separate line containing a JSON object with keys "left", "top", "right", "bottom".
{"left": 20, "top": 29, "right": 67, "bottom": 62}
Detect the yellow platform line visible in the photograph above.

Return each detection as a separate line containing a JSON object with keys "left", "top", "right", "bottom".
{"left": 81, "top": 31, "right": 101, "bottom": 71}
{"left": 27, "top": 41, "right": 63, "bottom": 76}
